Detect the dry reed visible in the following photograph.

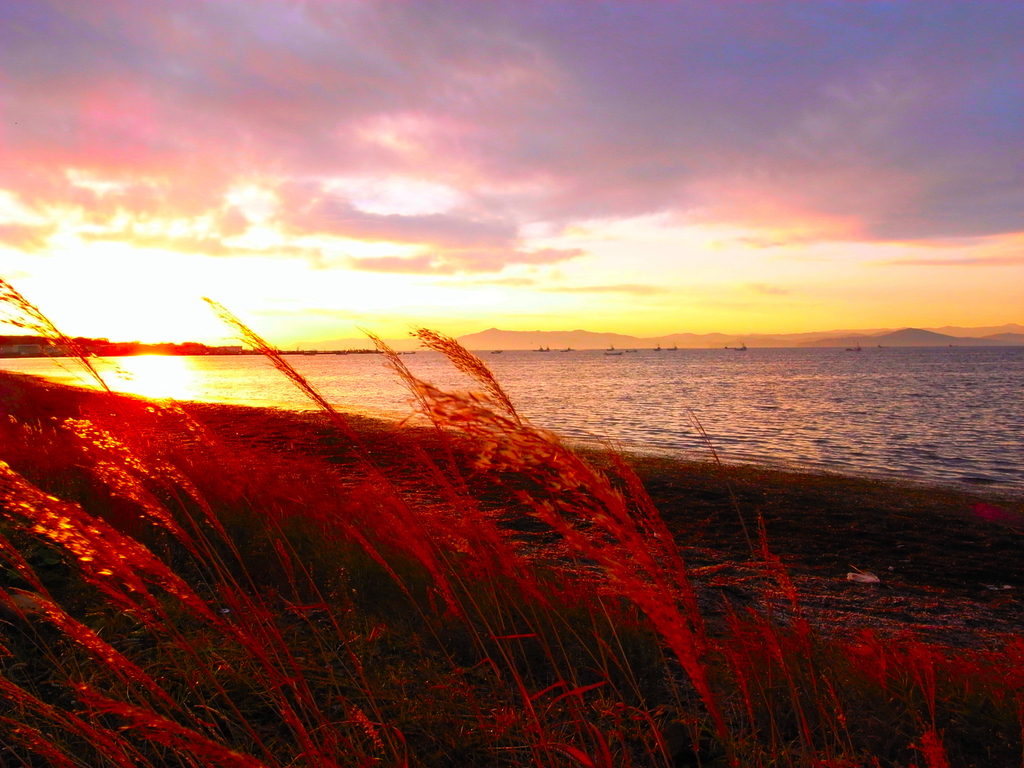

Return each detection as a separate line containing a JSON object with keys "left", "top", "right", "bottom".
{"left": 0, "top": 283, "right": 1020, "bottom": 766}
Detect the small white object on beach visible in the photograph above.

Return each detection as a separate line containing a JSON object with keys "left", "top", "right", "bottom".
{"left": 846, "top": 572, "right": 880, "bottom": 584}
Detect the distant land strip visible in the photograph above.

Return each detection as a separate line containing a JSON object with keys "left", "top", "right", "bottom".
{"left": 3, "top": 324, "right": 1022, "bottom": 357}
{"left": 305, "top": 324, "right": 1024, "bottom": 352}
{"left": 0, "top": 335, "right": 380, "bottom": 358}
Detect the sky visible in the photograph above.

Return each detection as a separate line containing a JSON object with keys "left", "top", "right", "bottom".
{"left": 0, "top": 1, "right": 1022, "bottom": 346}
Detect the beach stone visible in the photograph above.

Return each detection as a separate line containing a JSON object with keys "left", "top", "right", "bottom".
{"left": 846, "top": 572, "right": 880, "bottom": 584}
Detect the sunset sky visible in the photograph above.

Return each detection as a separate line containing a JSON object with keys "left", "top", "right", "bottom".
{"left": 1, "top": 1, "right": 1022, "bottom": 346}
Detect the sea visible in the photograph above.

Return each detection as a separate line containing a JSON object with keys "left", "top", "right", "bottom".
{"left": 2, "top": 346, "right": 1022, "bottom": 493}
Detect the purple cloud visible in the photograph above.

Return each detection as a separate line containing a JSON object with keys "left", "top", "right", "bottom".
{"left": 281, "top": 195, "right": 518, "bottom": 250}
{"left": 0, "top": 0, "right": 1021, "bottom": 253}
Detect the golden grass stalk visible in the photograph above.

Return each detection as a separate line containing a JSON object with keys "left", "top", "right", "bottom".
{"left": 411, "top": 327, "right": 521, "bottom": 424}
{"left": 0, "top": 277, "right": 110, "bottom": 393}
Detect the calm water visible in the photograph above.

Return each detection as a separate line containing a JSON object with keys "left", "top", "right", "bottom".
{"left": 3, "top": 347, "right": 1022, "bottom": 492}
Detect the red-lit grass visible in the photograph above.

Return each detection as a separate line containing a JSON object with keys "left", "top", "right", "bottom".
{"left": 0, "top": 286, "right": 1022, "bottom": 765}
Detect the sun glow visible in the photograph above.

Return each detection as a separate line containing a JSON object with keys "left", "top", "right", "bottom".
{"left": 0, "top": 354, "right": 202, "bottom": 403}
{"left": 101, "top": 355, "right": 199, "bottom": 401}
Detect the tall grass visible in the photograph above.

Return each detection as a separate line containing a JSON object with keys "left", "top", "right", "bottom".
{"left": 0, "top": 278, "right": 1022, "bottom": 766}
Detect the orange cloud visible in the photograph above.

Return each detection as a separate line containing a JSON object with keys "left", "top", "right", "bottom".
{"left": 746, "top": 283, "right": 791, "bottom": 296}
{"left": 878, "top": 255, "right": 1024, "bottom": 267}
{"left": 541, "top": 283, "right": 668, "bottom": 296}
{"left": 0, "top": 223, "right": 56, "bottom": 252}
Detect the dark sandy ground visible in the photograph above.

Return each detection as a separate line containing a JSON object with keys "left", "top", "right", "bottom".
{"left": 183, "top": 400, "right": 1024, "bottom": 647}
{"left": 3, "top": 370, "right": 1022, "bottom": 647}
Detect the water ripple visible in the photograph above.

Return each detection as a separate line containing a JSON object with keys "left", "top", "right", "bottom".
{"left": 4, "top": 346, "right": 1022, "bottom": 492}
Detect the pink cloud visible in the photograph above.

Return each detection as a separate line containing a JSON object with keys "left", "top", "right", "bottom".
{"left": 347, "top": 254, "right": 444, "bottom": 274}
{"left": 0, "top": 223, "right": 56, "bottom": 251}
{"left": 509, "top": 247, "right": 585, "bottom": 266}
{"left": 0, "top": 0, "right": 1020, "bottom": 257}
{"left": 219, "top": 207, "right": 250, "bottom": 237}
{"left": 878, "top": 255, "right": 1024, "bottom": 267}
{"left": 348, "top": 247, "right": 584, "bottom": 274}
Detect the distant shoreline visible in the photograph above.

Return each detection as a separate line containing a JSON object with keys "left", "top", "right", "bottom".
{"left": 3, "top": 344, "right": 1024, "bottom": 360}
{"left": 5, "top": 322, "right": 1023, "bottom": 357}
{"left": 0, "top": 348, "right": 382, "bottom": 360}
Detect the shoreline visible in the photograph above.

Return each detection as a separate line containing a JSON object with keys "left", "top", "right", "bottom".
{"left": 3, "top": 366, "right": 1021, "bottom": 503}
{"left": 4, "top": 361, "right": 1021, "bottom": 499}
{"left": 3, "top": 366, "right": 1021, "bottom": 510}
{"left": 3, "top": 369, "right": 1023, "bottom": 645}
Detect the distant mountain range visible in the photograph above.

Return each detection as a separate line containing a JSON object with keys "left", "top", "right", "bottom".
{"left": 798, "top": 328, "right": 1024, "bottom": 348}
{"left": 302, "top": 324, "right": 1024, "bottom": 351}
{"left": 798, "top": 325, "right": 1024, "bottom": 348}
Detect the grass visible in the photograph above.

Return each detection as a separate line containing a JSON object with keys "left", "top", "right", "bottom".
{"left": 0, "top": 277, "right": 1023, "bottom": 766}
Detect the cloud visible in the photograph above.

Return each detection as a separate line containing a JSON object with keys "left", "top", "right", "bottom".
{"left": 282, "top": 194, "right": 518, "bottom": 249}
{"left": 219, "top": 207, "right": 250, "bottom": 237}
{"left": 347, "top": 254, "right": 444, "bottom": 274}
{"left": 511, "top": 248, "right": 585, "bottom": 265}
{"left": 0, "top": 223, "right": 56, "bottom": 251}
{"left": 542, "top": 283, "right": 669, "bottom": 296}
{"left": 746, "top": 283, "right": 791, "bottom": 296}
{"left": 878, "top": 255, "right": 1024, "bottom": 267}
{"left": 76, "top": 228, "right": 327, "bottom": 262}
{"left": 348, "top": 247, "right": 584, "bottom": 274}
{"left": 450, "top": 277, "right": 538, "bottom": 288}
{"left": 0, "top": 0, "right": 1021, "bottom": 252}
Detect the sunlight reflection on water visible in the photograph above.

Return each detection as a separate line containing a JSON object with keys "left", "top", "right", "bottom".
{"left": 98, "top": 355, "right": 200, "bottom": 401}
